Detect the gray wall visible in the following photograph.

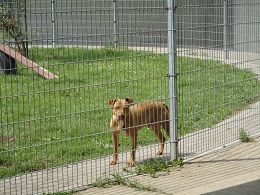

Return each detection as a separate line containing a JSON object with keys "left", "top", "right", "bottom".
{"left": 20, "top": 0, "right": 260, "bottom": 52}
{"left": 25, "top": 0, "right": 167, "bottom": 47}
{"left": 176, "top": 0, "right": 225, "bottom": 49}
{"left": 233, "top": 0, "right": 260, "bottom": 52}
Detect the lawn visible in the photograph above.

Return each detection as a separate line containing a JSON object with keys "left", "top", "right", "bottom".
{"left": 0, "top": 47, "right": 259, "bottom": 178}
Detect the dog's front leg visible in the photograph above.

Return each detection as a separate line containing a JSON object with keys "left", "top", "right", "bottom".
{"left": 128, "top": 131, "right": 137, "bottom": 167}
{"left": 110, "top": 132, "right": 119, "bottom": 165}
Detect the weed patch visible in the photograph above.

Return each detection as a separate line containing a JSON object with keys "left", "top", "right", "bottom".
{"left": 239, "top": 129, "right": 254, "bottom": 142}
{"left": 91, "top": 173, "right": 157, "bottom": 192}
{"left": 134, "top": 158, "right": 184, "bottom": 178}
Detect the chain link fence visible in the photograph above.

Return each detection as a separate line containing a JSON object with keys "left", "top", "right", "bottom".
{"left": 0, "top": 0, "right": 259, "bottom": 194}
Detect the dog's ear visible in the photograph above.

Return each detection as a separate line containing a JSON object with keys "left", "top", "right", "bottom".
{"left": 125, "top": 97, "right": 134, "bottom": 104}
{"left": 108, "top": 99, "right": 116, "bottom": 106}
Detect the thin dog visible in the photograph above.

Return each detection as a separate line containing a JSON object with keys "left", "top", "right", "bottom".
{"left": 108, "top": 98, "right": 169, "bottom": 167}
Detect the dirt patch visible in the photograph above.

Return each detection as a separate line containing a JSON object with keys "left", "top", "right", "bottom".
{"left": 0, "top": 159, "right": 12, "bottom": 167}
{"left": 0, "top": 135, "right": 15, "bottom": 144}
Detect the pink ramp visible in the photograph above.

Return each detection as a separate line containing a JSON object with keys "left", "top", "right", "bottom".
{"left": 0, "top": 45, "right": 58, "bottom": 79}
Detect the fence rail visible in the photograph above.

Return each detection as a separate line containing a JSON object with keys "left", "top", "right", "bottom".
{"left": 0, "top": 0, "right": 259, "bottom": 194}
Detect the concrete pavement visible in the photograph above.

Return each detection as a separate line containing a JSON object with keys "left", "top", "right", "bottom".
{"left": 78, "top": 136, "right": 260, "bottom": 195}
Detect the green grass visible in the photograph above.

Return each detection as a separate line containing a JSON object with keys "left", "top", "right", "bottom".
{"left": 0, "top": 47, "right": 259, "bottom": 178}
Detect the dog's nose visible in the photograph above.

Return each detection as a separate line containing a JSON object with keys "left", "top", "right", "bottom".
{"left": 118, "top": 114, "right": 125, "bottom": 120}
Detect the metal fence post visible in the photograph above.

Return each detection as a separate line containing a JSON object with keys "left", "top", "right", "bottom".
{"left": 223, "top": 0, "right": 228, "bottom": 59}
{"left": 51, "top": 0, "right": 55, "bottom": 47}
{"left": 167, "top": 0, "right": 178, "bottom": 161}
{"left": 113, "top": 0, "right": 118, "bottom": 47}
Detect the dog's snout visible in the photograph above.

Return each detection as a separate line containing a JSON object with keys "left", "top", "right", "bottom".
{"left": 118, "top": 114, "right": 125, "bottom": 120}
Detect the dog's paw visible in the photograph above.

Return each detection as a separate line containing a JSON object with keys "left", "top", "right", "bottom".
{"left": 156, "top": 150, "right": 163, "bottom": 155}
{"left": 110, "top": 159, "right": 118, "bottom": 165}
{"left": 127, "top": 159, "right": 135, "bottom": 167}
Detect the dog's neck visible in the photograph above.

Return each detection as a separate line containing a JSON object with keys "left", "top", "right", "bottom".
{"left": 111, "top": 112, "right": 132, "bottom": 132}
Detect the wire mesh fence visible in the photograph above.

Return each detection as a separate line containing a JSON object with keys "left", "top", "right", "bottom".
{"left": 0, "top": 0, "right": 259, "bottom": 194}
{"left": 176, "top": 0, "right": 260, "bottom": 159}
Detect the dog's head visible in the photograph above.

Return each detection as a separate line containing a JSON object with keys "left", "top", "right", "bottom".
{"left": 108, "top": 98, "right": 133, "bottom": 123}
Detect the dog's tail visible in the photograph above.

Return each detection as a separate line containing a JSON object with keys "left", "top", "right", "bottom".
{"left": 163, "top": 103, "right": 169, "bottom": 110}
{"left": 162, "top": 103, "right": 170, "bottom": 136}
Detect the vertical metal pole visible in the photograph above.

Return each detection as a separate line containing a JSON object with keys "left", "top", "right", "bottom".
{"left": 113, "top": 0, "right": 118, "bottom": 48}
{"left": 24, "top": 0, "right": 29, "bottom": 57}
{"left": 51, "top": 0, "right": 55, "bottom": 47}
{"left": 167, "top": 0, "right": 178, "bottom": 161}
{"left": 224, "top": 0, "right": 228, "bottom": 59}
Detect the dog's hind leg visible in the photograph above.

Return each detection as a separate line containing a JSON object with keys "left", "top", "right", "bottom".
{"left": 151, "top": 124, "right": 166, "bottom": 155}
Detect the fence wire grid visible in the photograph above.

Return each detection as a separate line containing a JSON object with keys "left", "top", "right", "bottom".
{"left": 0, "top": 0, "right": 259, "bottom": 194}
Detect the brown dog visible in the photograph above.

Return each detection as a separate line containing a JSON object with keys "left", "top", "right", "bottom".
{"left": 108, "top": 98, "right": 169, "bottom": 167}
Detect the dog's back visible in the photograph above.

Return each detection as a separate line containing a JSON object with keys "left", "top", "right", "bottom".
{"left": 129, "top": 101, "right": 169, "bottom": 130}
